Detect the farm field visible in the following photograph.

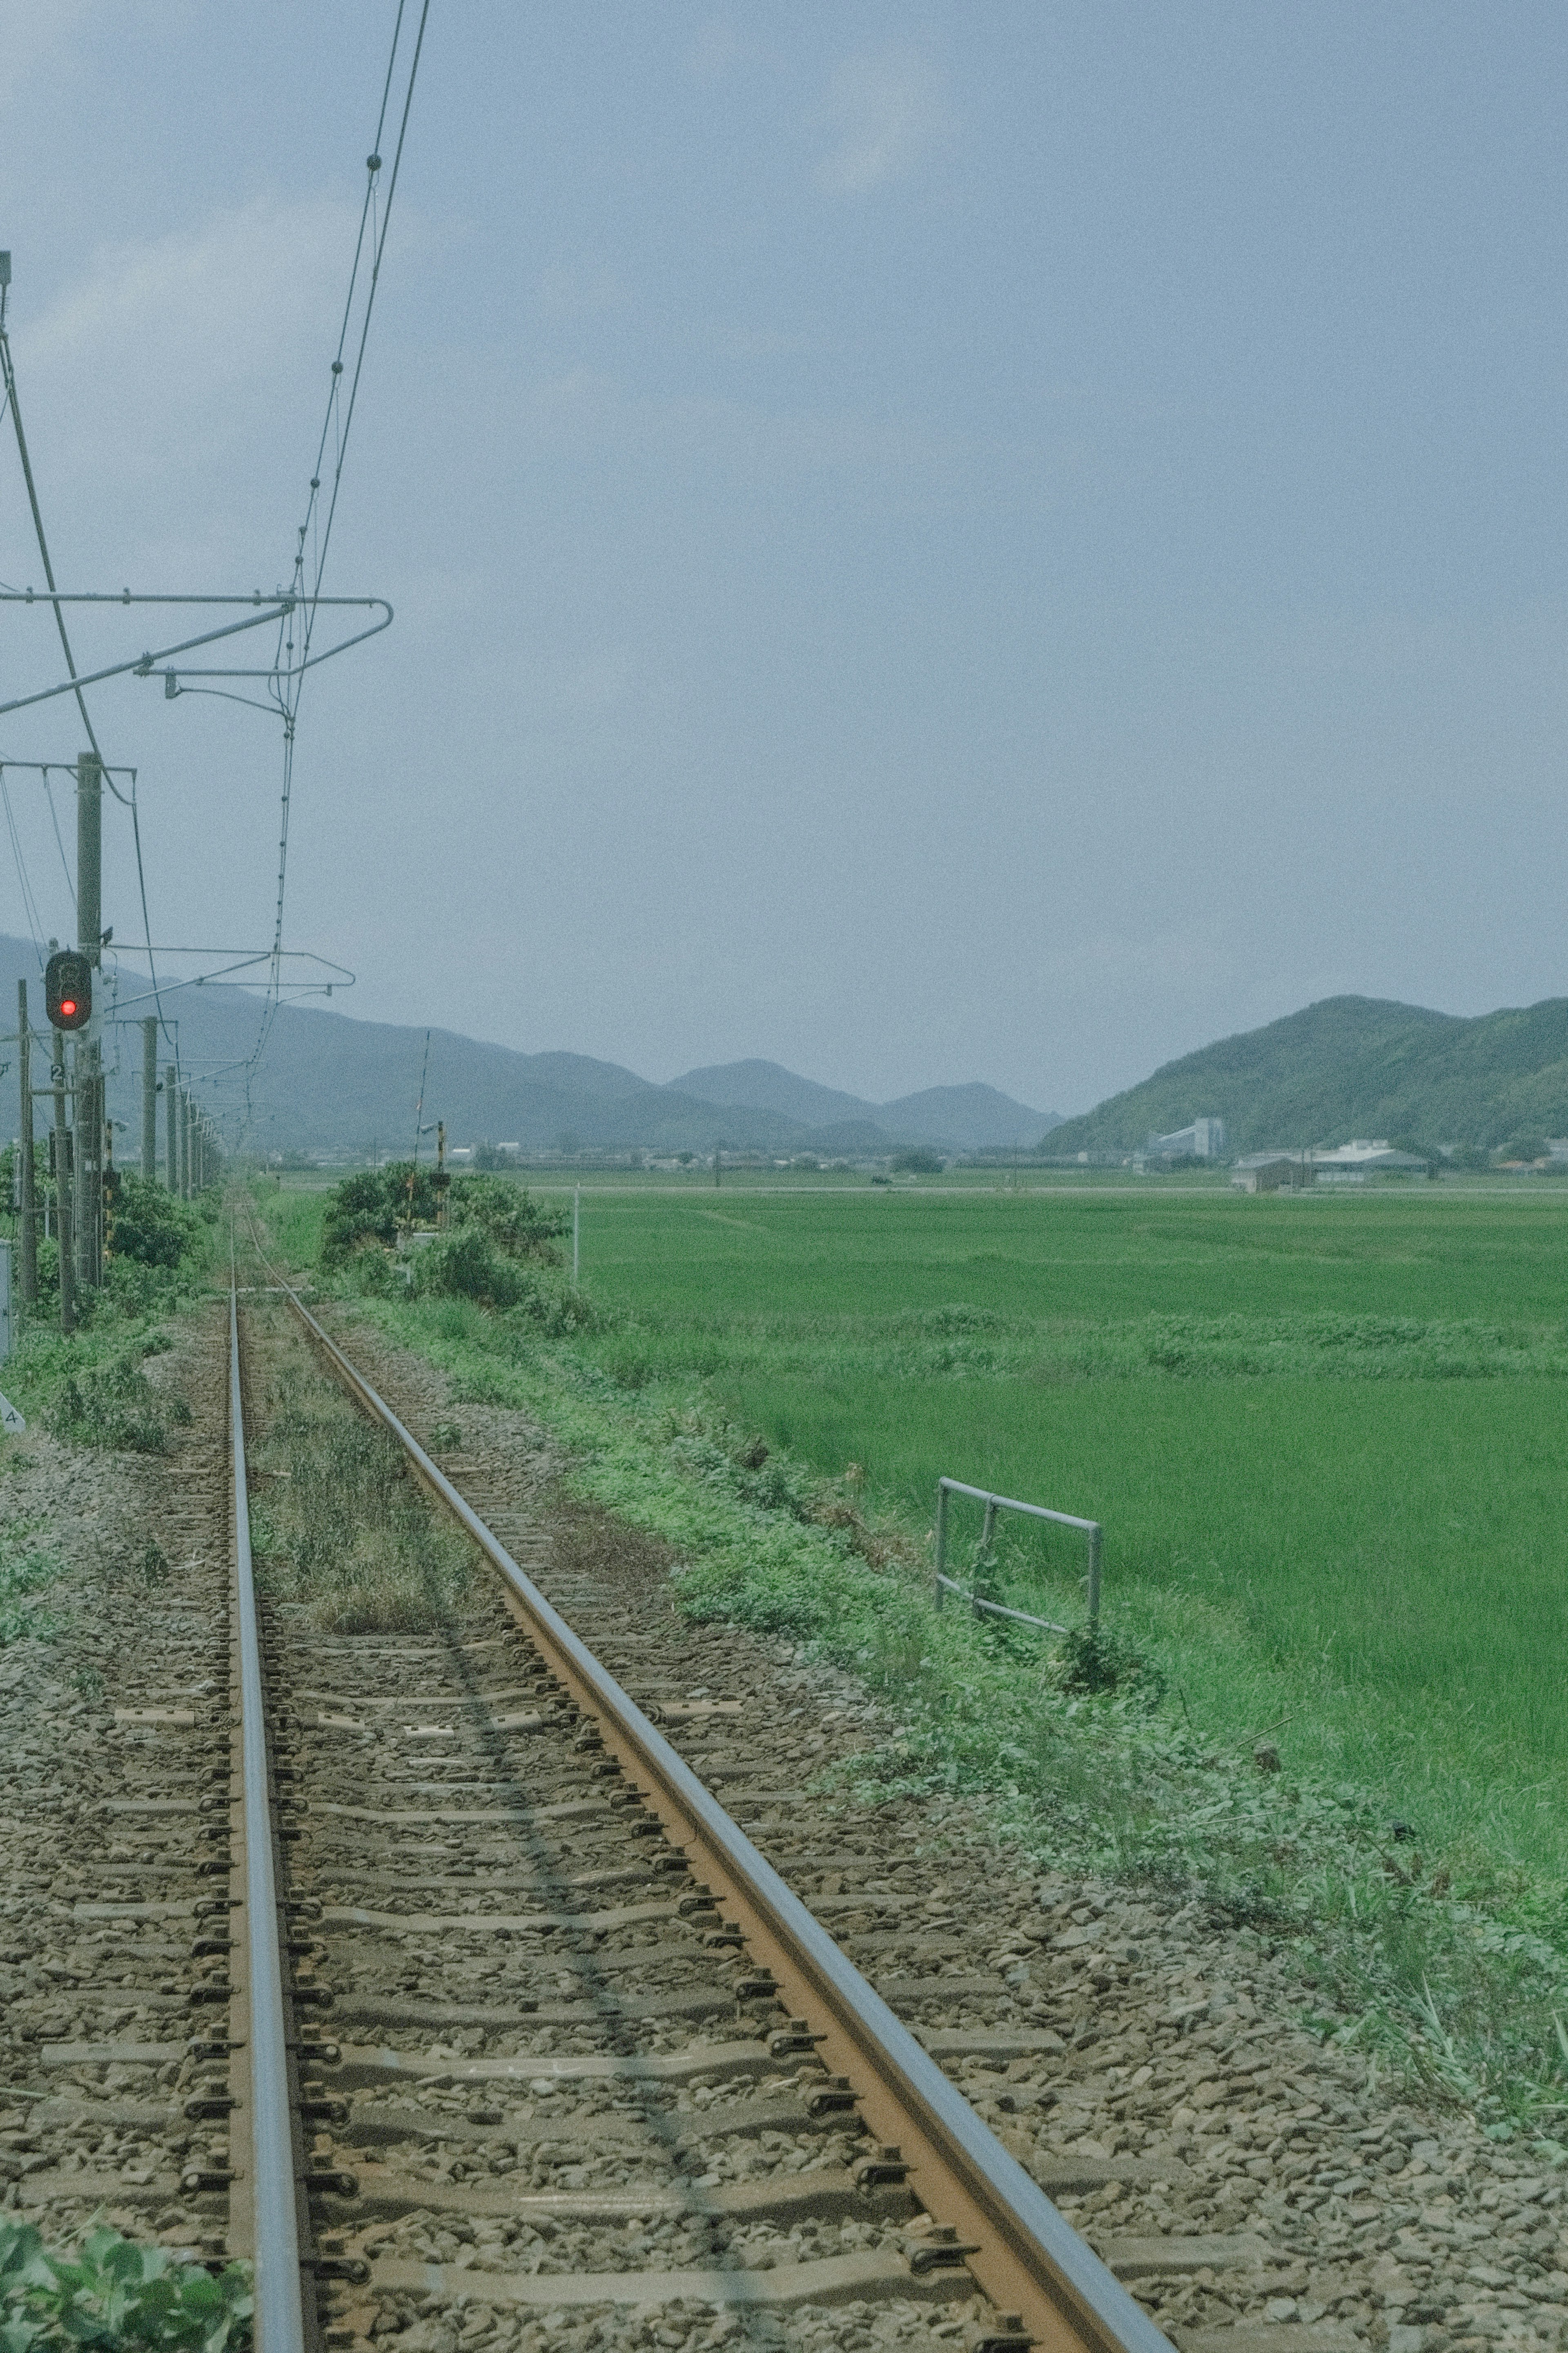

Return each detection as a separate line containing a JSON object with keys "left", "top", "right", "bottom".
{"left": 530, "top": 1181, "right": 1568, "bottom": 1882}
{"left": 270, "top": 1174, "right": 1568, "bottom": 1893}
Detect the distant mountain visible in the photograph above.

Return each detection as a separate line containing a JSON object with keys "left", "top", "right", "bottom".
{"left": 670, "top": 1059, "right": 1058, "bottom": 1152}
{"left": 671, "top": 1060, "right": 875, "bottom": 1130}
{"left": 1044, "top": 994, "right": 1568, "bottom": 1158}
{"left": 882, "top": 1083, "right": 1054, "bottom": 1151}
{"left": 0, "top": 937, "right": 1057, "bottom": 1158}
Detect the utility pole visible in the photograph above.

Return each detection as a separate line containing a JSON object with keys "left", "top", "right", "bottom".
{"left": 142, "top": 1019, "right": 158, "bottom": 1182}
{"left": 572, "top": 1186, "right": 580, "bottom": 1287}
{"left": 74, "top": 751, "right": 102, "bottom": 1290}
{"left": 51, "top": 1026, "right": 73, "bottom": 1334}
{"left": 166, "top": 1065, "right": 178, "bottom": 1190}
{"left": 177, "top": 1086, "right": 188, "bottom": 1199}
{"left": 103, "top": 1118, "right": 115, "bottom": 1262}
{"left": 17, "top": 981, "right": 36, "bottom": 1308}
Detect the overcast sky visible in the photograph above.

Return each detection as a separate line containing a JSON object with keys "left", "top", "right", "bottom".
{"left": 0, "top": 3, "right": 1563, "bottom": 1117}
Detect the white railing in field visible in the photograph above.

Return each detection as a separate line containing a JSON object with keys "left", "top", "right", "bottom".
{"left": 934, "top": 1474, "right": 1101, "bottom": 1633}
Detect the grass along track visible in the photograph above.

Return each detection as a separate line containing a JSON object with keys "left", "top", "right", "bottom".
{"left": 418, "top": 1181, "right": 1568, "bottom": 1884}
{"left": 7, "top": 1212, "right": 1566, "bottom": 2351}
{"left": 246, "top": 1267, "right": 1173, "bottom": 2353}
{"left": 258, "top": 1175, "right": 1568, "bottom": 2134}
{"left": 250, "top": 1233, "right": 1568, "bottom": 2346}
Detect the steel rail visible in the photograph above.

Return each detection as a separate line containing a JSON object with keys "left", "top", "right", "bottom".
{"left": 229, "top": 1271, "right": 308, "bottom": 2353}
{"left": 259, "top": 1250, "right": 1173, "bottom": 2353}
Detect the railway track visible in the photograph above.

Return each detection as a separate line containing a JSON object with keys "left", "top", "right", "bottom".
{"left": 10, "top": 1248, "right": 1365, "bottom": 2353}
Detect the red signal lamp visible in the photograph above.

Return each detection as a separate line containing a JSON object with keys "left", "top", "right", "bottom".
{"left": 45, "top": 948, "right": 93, "bottom": 1032}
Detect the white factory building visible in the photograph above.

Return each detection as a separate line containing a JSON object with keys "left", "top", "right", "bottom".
{"left": 1147, "top": 1116, "right": 1227, "bottom": 1159}
{"left": 1309, "top": 1140, "right": 1428, "bottom": 1178}
{"left": 1232, "top": 1138, "right": 1429, "bottom": 1191}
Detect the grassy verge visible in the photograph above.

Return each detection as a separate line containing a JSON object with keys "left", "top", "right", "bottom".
{"left": 5, "top": 1182, "right": 221, "bottom": 1445}
{"left": 246, "top": 1325, "right": 475, "bottom": 1632}
{"left": 0, "top": 1184, "right": 222, "bottom": 1649}
{"left": 256, "top": 1180, "right": 1568, "bottom": 2146}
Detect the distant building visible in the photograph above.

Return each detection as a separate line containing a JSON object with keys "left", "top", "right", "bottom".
{"left": 1231, "top": 1151, "right": 1307, "bottom": 1194}
{"left": 1148, "top": 1116, "right": 1227, "bottom": 1160}
{"left": 1311, "top": 1140, "right": 1428, "bottom": 1179}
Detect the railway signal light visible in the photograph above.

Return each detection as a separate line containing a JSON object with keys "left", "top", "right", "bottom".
{"left": 45, "top": 949, "right": 91, "bottom": 1032}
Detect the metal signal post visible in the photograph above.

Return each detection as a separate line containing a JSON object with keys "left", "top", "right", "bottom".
{"left": 49, "top": 1030, "right": 73, "bottom": 1335}
{"left": 74, "top": 752, "right": 103, "bottom": 1290}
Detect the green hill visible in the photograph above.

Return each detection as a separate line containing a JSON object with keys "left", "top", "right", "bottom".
{"left": 1045, "top": 995, "right": 1568, "bottom": 1158}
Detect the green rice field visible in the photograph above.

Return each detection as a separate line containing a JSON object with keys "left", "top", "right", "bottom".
{"left": 513, "top": 1179, "right": 1568, "bottom": 1878}
{"left": 265, "top": 1170, "right": 1568, "bottom": 2111}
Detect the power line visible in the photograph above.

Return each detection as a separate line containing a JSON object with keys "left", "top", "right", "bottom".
{"left": 0, "top": 299, "right": 174, "bottom": 1045}
{"left": 40, "top": 765, "right": 76, "bottom": 907}
{"left": 0, "top": 769, "right": 46, "bottom": 959}
{"left": 241, "top": 0, "right": 432, "bottom": 1124}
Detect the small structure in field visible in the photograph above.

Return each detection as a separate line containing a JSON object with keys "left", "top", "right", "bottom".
{"left": 1231, "top": 1151, "right": 1307, "bottom": 1194}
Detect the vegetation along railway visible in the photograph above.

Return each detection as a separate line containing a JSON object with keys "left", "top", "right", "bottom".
{"left": 4, "top": 1210, "right": 1550, "bottom": 2353}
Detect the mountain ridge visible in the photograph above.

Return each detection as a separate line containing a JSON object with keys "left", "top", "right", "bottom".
{"left": 0, "top": 937, "right": 1057, "bottom": 1158}
{"left": 1044, "top": 993, "right": 1568, "bottom": 1157}
{"left": 669, "top": 1059, "right": 1056, "bottom": 1149}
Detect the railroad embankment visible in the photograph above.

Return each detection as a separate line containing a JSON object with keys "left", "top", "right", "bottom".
{"left": 2, "top": 1189, "right": 1563, "bottom": 2353}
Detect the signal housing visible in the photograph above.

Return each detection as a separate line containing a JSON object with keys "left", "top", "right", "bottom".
{"left": 45, "top": 948, "right": 92, "bottom": 1032}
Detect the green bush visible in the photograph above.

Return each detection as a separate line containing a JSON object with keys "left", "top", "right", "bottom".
{"left": 0, "top": 2221, "right": 251, "bottom": 2353}
{"left": 320, "top": 1168, "right": 408, "bottom": 1263}
{"left": 449, "top": 1173, "right": 567, "bottom": 1260}
{"left": 108, "top": 1174, "right": 200, "bottom": 1269}
{"left": 48, "top": 1348, "right": 192, "bottom": 1453}
{"left": 321, "top": 1166, "right": 566, "bottom": 1269}
{"left": 1056, "top": 1621, "right": 1165, "bottom": 1702}
{"left": 891, "top": 1149, "right": 944, "bottom": 1175}
{"left": 414, "top": 1226, "right": 525, "bottom": 1307}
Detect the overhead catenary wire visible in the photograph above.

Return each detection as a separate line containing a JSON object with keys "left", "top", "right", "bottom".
{"left": 0, "top": 292, "right": 173, "bottom": 1044}
{"left": 40, "top": 766, "right": 76, "bottom": 907}
{"left": 1, "top": 759, "right": 136, "bottom": 961}
{"left": 239, "top": 0, "right": 432, "bottom": 1131}
{"left": 0, "top": 15, "right": 430, "bottom": 1149}
{"left": 0, "top": 769, "right": 47, "bottom": 960}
